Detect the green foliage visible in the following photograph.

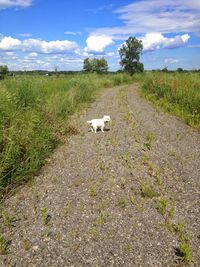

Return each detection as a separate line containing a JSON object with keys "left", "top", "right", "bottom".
{"left": 156, "top": 197, "right": 168, "bottom": 216}
{"left": 0, "top": 73, "right": 133, "bottom": 196}
{"left": 140, "top": 181, "right": 159, "bottom": 198}
{"left": 83, "top": 57, "right": 108, "bottom": 73}
{"left": 89, "top": 186, "right": 97, "bottom": 197}
{"left": 0, "top": 65, "right": 9, "bottom": 80}
{"left": 144, "top": 131, "right": 155, "bottom": 150}
{"left": 0, "top": 234, "right": 8, "bottom": 254}
{"left": 119, "top": 37, "right": 144, "bottom": 75}
{"left": 117, "top": 196, "right": 127, "bottom": 208}
{"left": 40, "top": 207, "right": 48, "bottom": 225}
{"left": 142, "top": 72, "right": 200, "bottom": 129}
{"left": 179, "top": 239, "right": 193, "bottom": 263}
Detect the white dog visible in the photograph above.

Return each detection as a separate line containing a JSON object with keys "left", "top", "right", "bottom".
{"left": 87, "top": 115, "right": 111, "bottom": 133}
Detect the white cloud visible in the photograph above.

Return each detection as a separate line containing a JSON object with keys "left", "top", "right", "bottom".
{"left": 92, "top": 0, "right": 200, "bottom": 37}
{"left": 0, "top": 0, "right": 32, "bottom": 9}
{"left": 64, "top": 31, "right": 82, "bottom": 36}
{"left": 164, "top": 58, "right": 182, "bottom": 64}
{"left": 140, "top": 33, "right": 165, "bottom": 51}
{"left": 140, "top": 33, "right": 190, "bottom": 51}
{"left": 163, "top": 34, "right": 190, "bottom": 49}
{"left": 16, "top": 33, "right": 32, "bottom": 37}
{"left": 0, "top": 36, "right": 21, "bottom": 50}
{"left": 0, "top": 36, "right": 79, "bottom": 54}
{"left": 84, "top": 35, "right": 114, "bottom": 53}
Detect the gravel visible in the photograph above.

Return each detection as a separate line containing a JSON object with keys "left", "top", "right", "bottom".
{"left": 0, "top": 84, "right": 199, "bottom": 267}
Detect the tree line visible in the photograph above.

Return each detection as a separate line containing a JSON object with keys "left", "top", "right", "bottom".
{"left": 1, "top": 36, "right": 199, "bottom": 77}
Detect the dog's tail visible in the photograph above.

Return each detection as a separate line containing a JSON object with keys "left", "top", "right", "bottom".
{"left": 87, "top": 120, "right": 92, "bottom": 124}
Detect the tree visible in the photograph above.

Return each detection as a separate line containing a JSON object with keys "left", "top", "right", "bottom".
{"left": 95, "top": 58, "right": 108, "bottom": 73}
{"left": 119, "top": 37, "right": 144, "bottom": 75}
{"left": 162, "top": 66, "right": 168, "bottom": 72}
{"left": 0, "top": 65, "right": 9, "bottom": 79}
{"left": 83, "top": 58, "right": 108, "bottom": 73}
{"left": 176, "top": 67, "right": 183, "bottom": 72}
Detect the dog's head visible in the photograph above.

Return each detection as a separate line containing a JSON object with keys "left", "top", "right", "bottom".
{"left": 103, "top": 115, "right": 111, "bottom": 122}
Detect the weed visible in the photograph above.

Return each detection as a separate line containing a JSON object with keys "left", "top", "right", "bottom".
{"left": 117, "top": 196, "right": 127, "bottom": 208}
{"left": 90, "top": 226, "right": 99, "bottom": 241}
{"left": 156, "top": 197, "right": 168, "bottom": 216}
{"left": 0, "top": 210, "right": 16, "bottom": 228}
{"left": 130, "top": 195, "right": 136, "bottom": 206}
{"left": 0, "top": 234, "right": 8, "bottom": 254}
{"left": 169, "top": 200, "right": 176, "bottom": 219}
{"left": 99, "top": 162, "right": 107, "bottom": 172}
{"left": 99, "top": 175, "right": 105, "bottom": 183}
{"left": 140, "top": 181, "right": 159, "bottom": 199}
{"left": 63, "top": 201, "right": 72, "bottom": 215}
{"left": 174, "top": 220, "right": 185, "bottom": 234}
{"left": 128, "top": 163, "right": 135, "bottom": 175}
{"left": 124, "top": 112, "right": 132, "bottom": 123}
{"left": 144, "top": 131, "right": 155, "bottom": 150}
{"left": 120, "top": 176, "right": 126, "bottom": 189}
{"left": 94, "top": 211, "right": 106, "bottom": 226}
{"left": 179, "top": 238, "right": 193, "bottom": 264}
{"left": 40, "top": 207, "right": 50, "bottom": 225}
{"left": 98, "top": 200, "right": 105, "bottom": 212}
{"left": 89, "top": 186, "right": 97, "bottom": 197}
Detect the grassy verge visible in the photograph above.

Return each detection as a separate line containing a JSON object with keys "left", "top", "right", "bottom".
{"left": 141, "top": 72, "right": 200, "bottom": 130}
{"left": 0, "top": 73, "right": 136, "bottom": 197}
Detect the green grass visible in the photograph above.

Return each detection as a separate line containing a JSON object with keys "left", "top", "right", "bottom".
{"left": 0, "top": 73, "right": 135, "bottom": 197}
{"left": 142, "top": 72, "right": 200, "bottom": 129}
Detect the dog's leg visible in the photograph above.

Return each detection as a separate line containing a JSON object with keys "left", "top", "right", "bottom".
{"left": 91, "top": 126, "right": 94, "bottom": 132}
{"left": 101, "top": 126, "right": 104, "bottom": 132}
{"left": 94, "top": 126, "right": 97, "bottom": 133}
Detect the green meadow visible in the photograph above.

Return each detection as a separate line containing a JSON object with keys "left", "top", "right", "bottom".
{"left": 142, "top": 72, "right": 200, "bottom": 129}
{"left": 0, "top": 72, "right": 199, "bottom": 196}
{"left": 0, "top": 73, "right": 134, "bottom": 195}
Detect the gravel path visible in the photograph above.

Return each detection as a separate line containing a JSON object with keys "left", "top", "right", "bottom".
{"left": 0, "top": 84, "right": 200, "bottom": 267}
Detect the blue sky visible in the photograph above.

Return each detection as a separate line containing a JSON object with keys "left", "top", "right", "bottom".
{"left": 0, "top": 0, "right": 200, "bottom": 71}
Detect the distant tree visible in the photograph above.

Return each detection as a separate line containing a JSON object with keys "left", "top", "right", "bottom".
{"left": 54, "top": 66, "right": 59, "bottom": 77}
{"left": 162, "top": 66, "right": 168, "bottom": 72}
{"left": 96, "top": 58, "right": 108, "bottom": 73}
{"left": 119, "top": 37, "right": 144, "bottom": 75}
{"left": 83, "top": 58, "right": 108, "bottom": 73}
{"left": 0, "top": 65, "right": 9, "bottom": 79}
{"left": 83, "top": 58, "right": 92, "bottom": 72}
{"left": 176, "top": 67, "right": 183, "bottom": 72}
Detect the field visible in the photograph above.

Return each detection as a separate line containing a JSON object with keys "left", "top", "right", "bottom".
{"left": 0, "top": 72, "right": 199, "bottom": 265}
{"left": 0, "top": 72, "right": 200, "bottom": 196}
{"left": 0, "top": 73, "right": 136, "bottom": 196}
{"left": 142, "top": 72, "right": 200, "bottom": 129}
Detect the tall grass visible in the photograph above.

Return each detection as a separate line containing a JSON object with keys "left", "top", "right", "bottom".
{"left": 0, "top": 73, "right": 134, "bottom": 196}
{"left": 142, "top": 72, "right": 200, "bottom": 129}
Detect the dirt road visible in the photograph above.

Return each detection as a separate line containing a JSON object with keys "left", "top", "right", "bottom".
{"left": 1, "top": 84, "right": 200, "bottom": 266}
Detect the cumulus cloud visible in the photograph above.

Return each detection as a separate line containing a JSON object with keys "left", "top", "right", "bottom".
{"left": 164, "top": 58, "right": 182, "bottom": 64}
{"left": 140, "top": 33, "right": 190, "bottom": 51}
{"left": 92, "top": 0, "right": 200, "bottom": 37}
{"left": 84, "top": 35, "right": 114, "bottom": 53}
{"left": 0, "top": 0, "right": 32, "bottom": 9}
{"left": 0, "top": 36, "right": 79, "bottom": 54}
